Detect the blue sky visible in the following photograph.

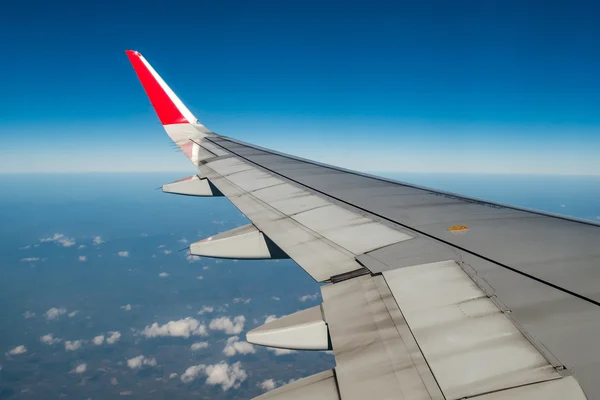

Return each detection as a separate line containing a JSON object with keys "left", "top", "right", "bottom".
{"left": 1, "top": 0, "right": 599, "bottom": 174}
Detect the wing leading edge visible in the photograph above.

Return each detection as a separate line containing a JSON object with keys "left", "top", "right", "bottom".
{"left": 126, "top": 51, "right": 594, "bottom": 399}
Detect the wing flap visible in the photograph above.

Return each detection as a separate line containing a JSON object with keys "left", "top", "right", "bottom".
{"left": 470, "top": 376, "right": 586, "bottom": 400}
{"left": 384, "top": 260, "right": 561, "bottom": 399}
{"left": 253, "top": 370, "right": 339, "bottom": 400}
{"left": 321, "top": 274, "right": 443, "bottom": 400}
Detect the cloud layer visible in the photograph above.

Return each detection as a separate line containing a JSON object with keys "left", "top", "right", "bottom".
{"left": 41, "top": 233, "right": 76, "bottom": 247}
{"left": 64, "top": 340, "right": 84, "bottom": 351}
{"left": 299, "top": 293, "right": 319, "bottom": 302}
{"left": 191, "top": 342, "right": 209, "bottom": 351}
{"left": 71, "top": 364, "right": 87, "bottom": 374}
{"left": 92, "top": 335, "right": 104, "bottom": 345}
{"left": 106, "top": 331, "right": 121, "bottom": 344}
{"left": 181, "top": 362, "right": 247, "bottom": 391}
{"left": 40, "top": 334, "right": 61, "bottom": 345}
{"left": 209, "top": 316, "right": 245, "bottom": 335}
{"left": 197, "top": 306, "right": 214, "bottom": 315}
{"left": 223, "top": 336, "right": 255, "bottom": 356}
{"left": 45, "top": 307, "right": 67, "bottom": 321}
{"left": 7, "top": 345, "right": 27, "bottom": 355}
{"left": 259, "top": 378, "right": 277, "bottom": 391}
{"left": 142, "top": 318, "right": 208, "bottom": 338}
{"left": 127, "top": 355, "right": 157, "bottom": 369}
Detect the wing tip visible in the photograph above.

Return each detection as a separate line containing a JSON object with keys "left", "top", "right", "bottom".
{"left": 125, "top": 49, "right": 141, "bottom": 57}
{"left": 125, "top": 49, "right": 191, "bottom": 126}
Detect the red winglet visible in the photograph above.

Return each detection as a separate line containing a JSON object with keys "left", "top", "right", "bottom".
{"left": 126, "top": 50, "right": 189, "bottom": 125}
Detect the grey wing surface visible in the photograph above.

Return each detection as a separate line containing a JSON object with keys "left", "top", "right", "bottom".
{"left": 126, "top": 50, "right": 597, "bottom": 400}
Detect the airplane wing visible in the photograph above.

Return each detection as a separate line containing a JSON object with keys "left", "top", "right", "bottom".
{"left": 125, "top": 50, "right": 599, "bottom": 400}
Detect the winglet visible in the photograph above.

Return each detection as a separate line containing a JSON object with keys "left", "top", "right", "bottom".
{"left": 125, "top": 50, "right": 197, "bottom": 126}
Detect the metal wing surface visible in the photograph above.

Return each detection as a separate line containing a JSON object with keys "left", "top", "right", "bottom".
{"left": 126, "top": 50, "right": 599, "bottom": 400}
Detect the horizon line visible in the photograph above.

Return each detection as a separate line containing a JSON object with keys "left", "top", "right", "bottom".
{"left": 1, "top": 171, "right": 600, "bottom": 177}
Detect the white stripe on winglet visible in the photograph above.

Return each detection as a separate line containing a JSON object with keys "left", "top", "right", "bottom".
{"left": 137, "top": 53, "right": 199, "bottom": 126}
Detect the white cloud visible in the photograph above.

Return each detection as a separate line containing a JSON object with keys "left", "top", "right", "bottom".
{"left": 258, "top": 378, "right": 277, "bottom": 391}
{"left": 232, "top": 298, "right": 251, "bottom": 304}
{"left": 117, "top": 251, "right": 129, "bottom": 257}
{"left": 106, "top": 331, "right": 121, "bottom": 344}
{"left": 93, "top": 236, "right": 104, "bottom": 245}
{"left": 64, "top": 340, "right": 84, "bottom": 351}
{"left": 223, "top": 336, "right": 255, "bottom": 356}
{"left": 141, "top": 318, "right": 208, "bottom": 338}
{"left": 71, "top": 363, "right": 87, "bottom": 374}
{"left": 191, "top": 342, "right": 209, "bottom": 351}
{"left": 271, "top": 296, "right": 280, "bottom": 301}
{"left": 169, "top": 373, "right": 178, "bottom": 379}
{"left": 78, "top": 256, "right": 86, "bottom": 262}
{"left": 159, "top": 272, "right": 169, "bottom": 278}
{"left": 40, "top": 233, "right": 76, "bottom": 247}
{"left": 23, "top": 311, "right": 35, "bottom": 319}
{"left": 206, "top": 362, "right": 247, "bottom": 390}
{"left": 92, "top": 335, "right": 105, "bottom": 345}
{"left": 264, "top": 315, "right": 278, "bottom": 324}
{"left": 127, "top": 355, "right": 157, "bottom": 370}
{"left": 121, "top": 304, "right": 132, "bottom": 311}
{"left": 181, "top": 362, "right": 248, "bottom": 391}
{"left": 197, "top": 306, "right": 214, "bottom": 315}
{"left": 140, "top": 233, "right": 148, "bottom": 237}
{"left": 203, "top": 266, "right": 210, "bottom": 270}
{"left": 178, "top": 238, "right": 189, "bottom": 244}
{"left": 560, "top": 204, "right": 566, "bottom": 208}
{"left": 19, "top": 245, "right": 31, "bottom": 250}
{"left": 196, "top": 276, "right": 203, "bottom": 280}
{"left": 7, "top": 345, "right": 27, "bottom": 355}
{"left": 299, "top": 293, "right": 319, "bottom": 302}
{"left": 157, "top": 244, "right": 165, "bottom": 248}
{"left": 61, "top": 239, "right": 76, "bottom": 247}
{"left": 186, "top": 254, "right": 201, "bottom": 263}
{"left": 164, "top": 250, "right": 172, "bottom": 255}
{"left": 45, "top": 307, "right": 67, "bottom": 320}
{"left": 180, "top": 365, "right": 205, "bottom": 384}
{"left": 20, "top": 257, "right": 40, "bottom": 262}
{"left": 209, "top": 316, "right": 245, "bottom": 335}
{"left": 77, "top": 245, "right": 86, "bottom": 249}
{"left": 267, "top": 347, "right": 297, "bottom": 356}
{"left": 40, "top": 334, "right": 61, "bottom": 345}
{"left": 68, "top": 311, "right": 79, "bottom": 318}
